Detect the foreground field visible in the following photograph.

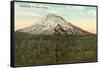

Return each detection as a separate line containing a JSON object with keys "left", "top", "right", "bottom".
{"left": 15, "top": 32, "right": 97, "bottom": 66}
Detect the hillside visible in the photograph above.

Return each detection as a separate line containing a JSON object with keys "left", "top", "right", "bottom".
{"left": 15, "top": 31, "right": 97, "bottom": 66}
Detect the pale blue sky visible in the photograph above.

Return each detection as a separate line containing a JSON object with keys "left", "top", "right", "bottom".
{"left": 15, "top": 2, "right": 96, "bottom": 20}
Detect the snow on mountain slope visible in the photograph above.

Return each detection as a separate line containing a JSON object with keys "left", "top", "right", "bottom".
{"left": 17, "top": 14, "right": 91, "bottom": 35}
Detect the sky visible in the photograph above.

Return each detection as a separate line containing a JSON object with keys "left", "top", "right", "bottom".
{"left": 15, "top": 2, "right": 97, "bottom": 34}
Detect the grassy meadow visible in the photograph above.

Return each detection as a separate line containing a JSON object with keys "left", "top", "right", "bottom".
{"left": 15, "top": 32, "right": 97, "bottom": 66}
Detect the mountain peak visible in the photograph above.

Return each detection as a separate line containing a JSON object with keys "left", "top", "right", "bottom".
{"left": 47, "top": 13, "right": 57, "bottom": 16}
{"left": 47, "top": 13, "right": 59, "bottom": 18}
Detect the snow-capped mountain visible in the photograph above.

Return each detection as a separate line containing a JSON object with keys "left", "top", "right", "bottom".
{"left": 17, "top": 14, "right": 91, "bottom": 35}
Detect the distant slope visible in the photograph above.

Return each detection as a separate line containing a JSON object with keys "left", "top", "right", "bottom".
{"left": 17, "top": 14, "right": 93, "bottom": 35}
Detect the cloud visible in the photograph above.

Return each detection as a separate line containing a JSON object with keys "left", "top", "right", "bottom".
{"left": 72, "top": 6, "right": 85, "bottom": 10}
{"left": 87, "top": 9, "right": 96, "bottom": 17}
{"left": 65, "top": 6, "right": 85, "bottom": 11}
{"left": 48, "top": 9, "right": 63, "bottom": 15}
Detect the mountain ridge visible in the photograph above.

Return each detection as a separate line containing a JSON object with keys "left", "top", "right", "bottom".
{"left": 17, "top": 14, "right": 94, "bottom": 35}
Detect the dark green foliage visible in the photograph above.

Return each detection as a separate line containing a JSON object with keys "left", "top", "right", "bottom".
{"left": 15, "top": 32, "right": 97, "bottom": 66}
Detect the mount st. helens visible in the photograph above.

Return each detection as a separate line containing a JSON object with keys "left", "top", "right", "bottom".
{"left": 17, "top": 14, "right": 93, "bottom": 35}
{"left": 15, "top": 14, "right": 97, "bottom": 65}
